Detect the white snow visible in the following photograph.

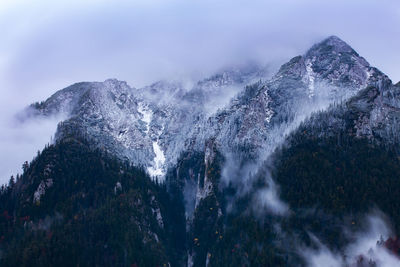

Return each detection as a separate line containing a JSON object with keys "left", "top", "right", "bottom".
{"left": 263, "top": 91, "right": 274, "bottom": 123}
{"left": 195, "top": 171, "right": 213, "bottom": 209}
{"left": 305, "top": 60, "right": 316, "bottom": 98}
{"left": 137, "top": 102, "right": 167, "bottom": 181}
{"left": 365, "top": 68, "right": 373, "bottom": 84}
{"left": 147, "top": 140, "right": 166, "bottom": 182}
{"left": 33, "top": 179, "right": 53, "bottom": 203}
{"left": 151, "top": 206, "right": 164, "bottom": 228}
{"left": 114, "top": 181, "right": 122, "bottom": 194}
{"left": 137, "top": 102, "right": 152, "bottom": 134}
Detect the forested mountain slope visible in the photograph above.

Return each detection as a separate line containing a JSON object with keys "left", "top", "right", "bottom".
{"left": 2, "top": 36, "right": 400, "bottom": 266}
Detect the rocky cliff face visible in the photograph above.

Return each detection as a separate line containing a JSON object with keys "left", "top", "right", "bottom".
{"left": 194, "top": 36, "right": 384, "bottom": 162}
{"left": 301, "top": 74, "right": 400, "bottom": 148}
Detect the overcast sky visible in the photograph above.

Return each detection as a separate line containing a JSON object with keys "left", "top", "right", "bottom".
{"left": 1, "top": 0, "right": 399, "bottom": 105}
{"left": 0, "top": 0, "right": 399, "bottom": 183}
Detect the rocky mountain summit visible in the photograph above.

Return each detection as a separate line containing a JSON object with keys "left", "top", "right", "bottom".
{"left": 28, "top": 63, "right": 270, "bottom": 182}
{"left": 26, "top": 36, "right": 392, "bottom": 184}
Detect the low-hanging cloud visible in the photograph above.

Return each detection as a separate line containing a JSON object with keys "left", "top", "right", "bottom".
{"left": 220, "top": 81, "right": 360, "bottom": 216}
{"left": 301, "top": 211, "right": 400, "bottom": 267}
{"left": 253, "top": 175, "right": 289, "bottom": 216}
{"left": 0, "top": 104, "right": 65, "bottom": 185}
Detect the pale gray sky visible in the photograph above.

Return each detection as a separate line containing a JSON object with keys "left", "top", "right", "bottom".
{"left": 0, "top": 0, "right": 399, "bottom": 183}
{"left": 1, "top": 0, "right": 399, "bottom": 105}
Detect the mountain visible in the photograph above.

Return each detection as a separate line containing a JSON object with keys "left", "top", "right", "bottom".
{"left": 179, "top": 36, "right": 385, "bottom": 212}
{"left": 26, "top": 63, "right": 270, "bottom": 183}
{"left": 0, "top": 137, "right": 181, "bottom": 266}
{"left": 1, "top": 36, "right": 400, "bottom": 266}
{"left": 266, "top": 70, "right": 400, "bottom": 267}
{"left": 204, "top": 35, "right": 380, "bottom": 151}
{"left": 27, "top": 36, "right": 379, "bottom": 182}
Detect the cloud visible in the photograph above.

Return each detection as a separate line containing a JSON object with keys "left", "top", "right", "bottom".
{"left": 1, "top": 0, "right": 399, "bottom": 99}
{"left": 253, "top": 176, "right": 289, "bottom": 216}
{"left": 0, "top": 107, "right": 65, "bottom": 185}
{"left": 302, "top": 236, "right": 344, "bottom": 267}
{"left": 301, "top": 212, "right": 400, "bottom": 267}
{"left": 220, "top": 80, "right": 360, "bottom": 216}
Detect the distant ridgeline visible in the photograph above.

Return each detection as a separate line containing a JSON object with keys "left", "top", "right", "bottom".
{"left": 1, "top": 36, "right": 400, "bottom": 266}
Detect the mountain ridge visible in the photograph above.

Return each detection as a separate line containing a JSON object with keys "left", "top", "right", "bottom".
{"left": 2, "top": 35, "right": 400, "bottom": 266}
{"left": 23, "top": 36, "right": 390, "bottom": 185}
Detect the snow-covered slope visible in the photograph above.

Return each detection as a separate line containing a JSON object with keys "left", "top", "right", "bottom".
{"left": 302, "top": 73, "right": 400, "bottom": 148}
{"left": 28, "top": 63, "right": 270, "bottom": 181}
{"left": 27, "top": 36, "right": 391, "bottom": 183}
{"left": 191, "top": 36, "right": 383, "bottom": 160}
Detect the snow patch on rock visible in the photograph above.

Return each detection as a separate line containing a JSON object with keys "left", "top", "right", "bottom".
{"left": 33, "top": 179, "right": 53, "bottom": 203}
{"left": 138, "top": 102, "right": 152, "bottom": 134}
{"left": 147, "top": 139, "right": 166, "bottom": 182}
{"left": 305, "top": 59, "right": 316, "bottom": 98}
{"left": 114, "top": 181, "right": 122, "bottom": 195}
{"left": 152, "top": 206, "right": 164, "bottom": 228}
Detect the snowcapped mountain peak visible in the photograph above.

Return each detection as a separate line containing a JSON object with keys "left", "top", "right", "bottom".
{"left": 307, "top": 35, "right": 356, "bottom": 55}
{"left": 27, "top": 64, "right": 271, "bottom": 181}
{"left": 24, "top": 36, "right": 392, "bottom": 184}
{"left": 303, "top": 35, "right": 376, "bottom": 89}
{"left": 103, "top": 78, "right": 130, "bottom": 88}
{"left": 269, "top": 39, "right": 375, "bottom": 102}
{"left": 195, "top": 36, "right": 391, "bottom": 164}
